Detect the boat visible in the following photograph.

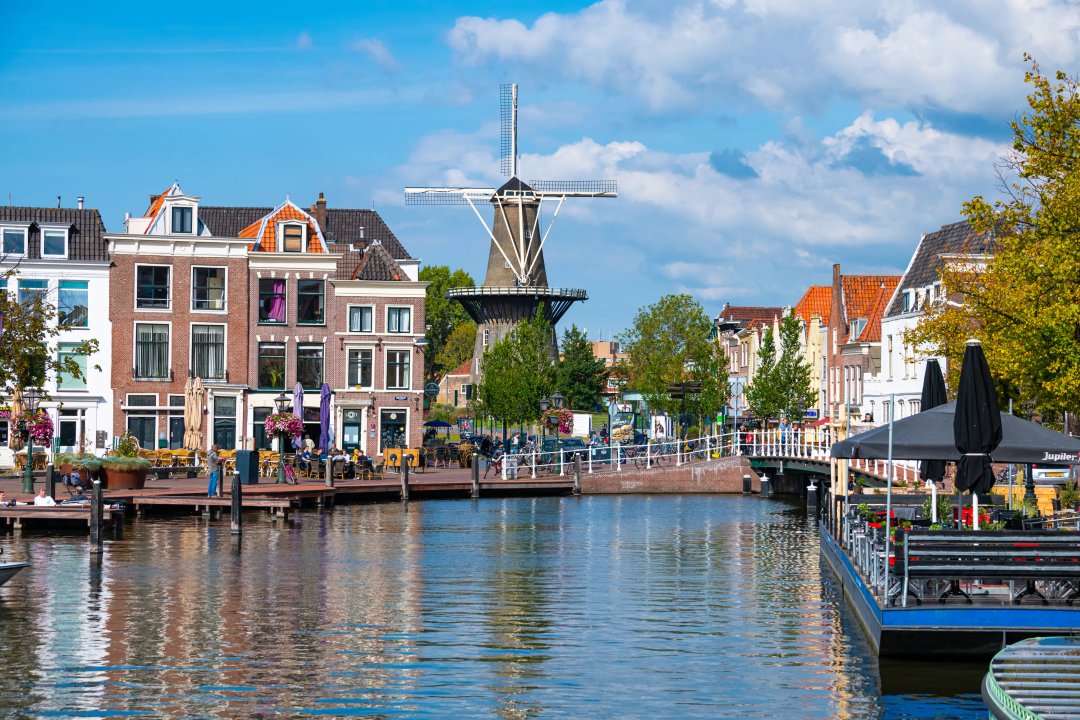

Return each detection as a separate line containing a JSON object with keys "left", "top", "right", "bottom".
{"left": 983, "top": 637, "right": 1080, "bottom": 719}
{"left": 0, "top": 561, "right": 30, "bottom": 587}
{"left": 820, "top": 493, "right": 1080, "bottom": 659}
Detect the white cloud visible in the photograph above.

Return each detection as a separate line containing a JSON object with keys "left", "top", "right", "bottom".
{"left": 296, "top": 32, "right": 313, "bottom": 51}
{"left": 350, "top": 37, "right": 400, "bottom": 73}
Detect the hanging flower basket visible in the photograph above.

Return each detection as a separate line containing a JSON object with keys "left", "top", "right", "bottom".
{"left": 541, "top": 408, "right": 573, "bottom": 434}
{"left": 265, "top": 413, "right": 303, "bottom": 438}
{"left": 13, "top": 410, "right": 52, "bottom": 446}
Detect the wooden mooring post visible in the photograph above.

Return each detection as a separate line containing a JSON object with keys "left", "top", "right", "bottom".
{"left": 90, "top": 479, "right": 104, "bottom": 554}
{"left": 471, "top": 457, "right": 480, "bottom": 498}
{"left": 573, "top": 454, "right": 582, "bottom": 495}
{"left": 401, "top": 460, "right": 410, "bottom": 502}
{"left": 45, "top": 463, "right": 56, "bottom": 500}
{"left": 230, "top": 474, "right": 242, "bottom": 535}
{"left": 325, "top": 459, "right": 334, "bottom": 488}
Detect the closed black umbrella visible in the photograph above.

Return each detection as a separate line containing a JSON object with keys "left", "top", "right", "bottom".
{"left": 919, "top": 359, "right": 948, "bottom": 484}
{"left": 953, "top": 340, "right": 1002, "bottom": 495}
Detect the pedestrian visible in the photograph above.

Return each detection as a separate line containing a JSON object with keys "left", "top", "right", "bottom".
{"left": 33, "top": 488, "right": 56, "bottom": 506}
{"left": 206, "top": 443, "right": 221, "bottom": 497}
{"left": 303, "top": 434, "right": 315, "bottom": 452}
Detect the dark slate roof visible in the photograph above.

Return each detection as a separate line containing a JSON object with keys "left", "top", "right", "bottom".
{"left": 496, "top": 177, "right": 536, "bottom": 196}
{"left": 0, "top": 206, "right": 107, "bottom": 261}
{"left": 714, "top": 303, "right": 783, "bottom": 329}
{"left": 353, "top": 243, "right": 405, "bottom": 281}
{"left": 885, "top": 220, "right": 996, "bottom": 317}
{"left": 198, "top": 205, "right": 412, "bottom": 260}
{"left": 327, "top": 242, "right": 363, "bottom": 280}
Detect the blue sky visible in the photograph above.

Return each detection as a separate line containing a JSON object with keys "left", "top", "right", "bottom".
{"left": 3, "top": 1, "right": 1079, "bottom": 337}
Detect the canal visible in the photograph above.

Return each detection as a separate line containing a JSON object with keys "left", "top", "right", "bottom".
{"left": 0, "top": 495, "right": 985, "bottom": 718}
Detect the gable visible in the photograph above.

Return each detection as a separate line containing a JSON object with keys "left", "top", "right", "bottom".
{"left": 241, "top": 200, "right": 326, "bottom": 253}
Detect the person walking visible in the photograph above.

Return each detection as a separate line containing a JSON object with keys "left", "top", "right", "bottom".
{"left": 206, "top": 443, "right": 221, "bottom": 497}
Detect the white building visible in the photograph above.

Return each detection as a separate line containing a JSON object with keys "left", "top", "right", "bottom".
{"left": 0, "top": 203, "right": 113, "bottom": 465}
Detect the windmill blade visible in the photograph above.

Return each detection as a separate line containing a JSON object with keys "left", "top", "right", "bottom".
{"left": 404, "top": 187, "right": 496, "bottom": 205}
{"left": 500, "top": 83, "right": 517, "bottom": 177}
{"left": 531, "top": 180, "right": 617, "bottom": 197}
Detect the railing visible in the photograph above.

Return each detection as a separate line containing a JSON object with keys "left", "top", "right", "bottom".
{"left": 740, "top": 427, "right": 921, "bottom": 486}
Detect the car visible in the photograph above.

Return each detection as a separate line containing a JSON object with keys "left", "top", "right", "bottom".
{"left": 1031, "top": 463, "right": 1073, "bottom": 485}
{"left": 539, "top": 437, "right": 591, "bottom": 466}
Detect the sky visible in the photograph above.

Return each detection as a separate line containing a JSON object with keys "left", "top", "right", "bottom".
{"left": 3, "top": 0, "right": 1080, "bottom": 338}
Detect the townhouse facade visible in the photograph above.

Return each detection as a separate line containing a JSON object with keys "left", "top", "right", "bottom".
{"left": 713, "top": 304, "right": 782, "bottom": 423}
{"left": 0, "top": 203, "right": 113, "bottom": 463}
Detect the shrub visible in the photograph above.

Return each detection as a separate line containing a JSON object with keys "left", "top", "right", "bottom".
{"left": 101, "top": 457, "right": 152, "bottom": 472}
{"left": 114, "top": 434, "right": 141, "bottom": 458}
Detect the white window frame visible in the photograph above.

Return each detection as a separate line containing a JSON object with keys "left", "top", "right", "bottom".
{"left": 385, "top": 305, "right": 412, "bottom": 335}
{"left": 166, "top": 202, "right": 197, "bottom": 235}
{"left": 346, "top": 345, "right": 376, "bottom": 389}
{"left": 134, "top": 263, "right": 172, "bottom": 312}
{"left": 1, "top": 225, "right": 29, "bottom": 257}
{"left": 347, "top": 304, "right": 375, "bottom": 333}
{"left": 39, "top": 225, "right": 69, "bottom": 259}
{"left": 384, "top": 346, "right": 412, "bottom": 390}
{"left": 189, "top": 322, "right": 228, "bottom": 381}
{"left": 278, "top": 221, "right": 307, "bottom": 253}
{"left": 57, "top": 341, "right": 88, "bottom": 392}
{"left": 132, "top": 321, "right": 172, "bottom": 380}
{"left": 190, "top": 265, "right": 228, "bottom": 313}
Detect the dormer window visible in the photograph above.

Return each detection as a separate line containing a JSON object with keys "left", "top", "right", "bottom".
{"left": 282, "top": 223, "right": 305, "bottom": 252}
{"left": 849, "top": 318, "right": 866, "bottom": 339}
{"left": 171, "top": 206, "right": 193, "bottom": 234}
{"left": 41, "top": 227, "right": 68, "bottom": 258}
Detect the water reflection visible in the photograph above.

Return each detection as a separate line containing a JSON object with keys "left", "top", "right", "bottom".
{"left": 0, "top": 496, "right": 985, "bottom": 718}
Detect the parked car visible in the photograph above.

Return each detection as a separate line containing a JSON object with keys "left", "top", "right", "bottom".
{"left": 1031, "top": 463, "right": 1073, "bottom": 485}
{"left": 540, "top": 437, "right": 589, "bottom": 466}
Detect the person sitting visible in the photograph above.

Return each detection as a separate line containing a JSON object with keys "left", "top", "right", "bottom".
{"left": 0, "top": 491, "right": 14, "bottom": 507}
{"left": 66, "top": 486, "right": 89, "bottom": 503}
{"left": 33, "top": 488, "right": 56, "bottom": 506}
{"left": 63, "top": 467, "right": 82, "bottom": 494}
{"left": 298, "top": 447, "right": 312, "bottom": 474}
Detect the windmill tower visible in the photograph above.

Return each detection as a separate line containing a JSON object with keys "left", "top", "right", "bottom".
{"left": 406, "top": 84, "right": 616, "bottom": 379}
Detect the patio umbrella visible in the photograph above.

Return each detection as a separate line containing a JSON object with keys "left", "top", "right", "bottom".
{"left": 919, "top": 359, "right": 948, "bottom": 485}
{"left": 953, "top": 339, "right": 1002, "bottom": 496}
{"left": 189, "top": 378, "right": 205, "bottom": 451}
{"left": 9, "top": 386, "right": 23, "bottom": 451}
{"left": 319, "top": 382, "right": 332, "bottom": 451}
{"left": 292, "top": 383, "right": 304, "bottom": 450}
{"left": 182, "top": 377, "right": 194, "bottom": 448}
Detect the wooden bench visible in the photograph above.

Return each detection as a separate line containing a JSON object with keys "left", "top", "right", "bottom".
{"left": 900, "top": 530, "right": 1080, "bottom": 606}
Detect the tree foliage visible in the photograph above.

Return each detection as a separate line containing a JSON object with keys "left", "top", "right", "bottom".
{"left": 557, "top": 325, "right": 607, "bottom": 411}
{"left": 0, "top": 277, "right": 98, "bottom": 395}
{"left": 618, "top": 294, "right": 728, "bottom": 420}
{"left": 434, "top": 320, "right": 476, "bottom": 375}
{"left": 775, "top": 312, "right": 816, "bottom": 420}
{"left": 910, "top": 57, "right": 1080, "bottom": 419}
{"left": 745, "top": 325, "right": 782, "bottom": 421}
{"left": 418, "top": 265, "right": 475, "bottom": 379}
{"left": 474, "top": 310, "right": 556, "bottom": 425}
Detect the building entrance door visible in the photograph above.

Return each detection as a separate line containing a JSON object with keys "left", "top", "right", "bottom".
{"left": 342, "top": 408, "right": 363, "bottom": 453}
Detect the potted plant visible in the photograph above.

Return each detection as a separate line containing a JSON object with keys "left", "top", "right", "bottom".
{"left": 1059, "top": 479, "right": 1080, "bottom": 512}
{"left": 264, "top": 413, "right": 303, "bottom": 452}
{"left": 100, "top": 434, "right": 152, "bottom": 489}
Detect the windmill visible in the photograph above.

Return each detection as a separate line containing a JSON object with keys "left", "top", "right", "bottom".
{"left": 405, "top": 83, "right": 616, "bottom": 378}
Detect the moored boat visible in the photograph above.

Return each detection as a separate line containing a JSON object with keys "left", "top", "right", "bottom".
{"left": 0, "top": 561, "right": 30, "bottom": 587}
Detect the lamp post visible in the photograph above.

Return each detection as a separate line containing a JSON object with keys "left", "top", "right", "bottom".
{"left": 539, "top": 396, "right": 550, "bottom": 447}
{"left": 274, "top": 391, "right": 290, "bottom": 484}
{"left": 22, "top": 387, "right": 41, "bottom": 493}
{"left": 551, "top": 392, "right": 565, "bottom": 472}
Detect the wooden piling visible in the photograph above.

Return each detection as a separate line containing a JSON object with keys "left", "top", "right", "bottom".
{"left": 325, "top": 459, "right": 334, "bottom": 488}
{"left": 573, "top": 454, "right": 582, "bottom": 495}
{"left": 471, "top": 457, "right": 480, "bottom": 498}
{"left": 230, "top": 474, "right": 242, "bottom": 535}
{"left": 45, "top": 463, "right": 56, "bottom": 500}
{"left": 90, "top": 480, "right": 104, "bottom": 554}
{"left": 401, "top": 459, "right": 410, "bottom": 502}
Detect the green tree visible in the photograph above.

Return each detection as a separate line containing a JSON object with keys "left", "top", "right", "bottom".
{"left": 434, "top": 321, "right": 477, "bottom": 375}
{"left": 618, "top": 294, "right": 728, "bottom": 424}
{"left": 775, "top": 312, "right": 815, "bottom": 420}
{"left": 474, "top": 310, "right": 555, "bottom": 426}
{"left": 0, "top": 281, "right": 98, "bottom": 395}
{"left": 910, "top": 57, "right": 1080, "bottom": 419}
{"left": 419, "top": 265, "right": 475, "bottom": 379}
{"left": 557, "top": 325, "right": 607, "bottom": 411}
{"left": 745, "top": 325, "right": 782, "bottom": 421}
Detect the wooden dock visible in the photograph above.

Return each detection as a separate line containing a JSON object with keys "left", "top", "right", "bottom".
{"left": 0, "top": 505, "right": 125, "bottom": 531}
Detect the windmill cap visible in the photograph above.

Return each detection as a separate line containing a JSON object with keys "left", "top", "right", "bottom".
{"left": 495, "top": 177, "right": 536, "bottom": 197}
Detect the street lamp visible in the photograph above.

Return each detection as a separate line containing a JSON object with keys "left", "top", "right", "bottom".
{"left": 22, "top": 387, "right": 41, "bottom": 494}
{"left": 551, "top": 392, "right": 565, "bottom": 471}
{"left": 274, "top": 391, "right": 290, "bottom": 484}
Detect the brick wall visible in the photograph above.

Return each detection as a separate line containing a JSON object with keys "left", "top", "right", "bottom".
{"left": 581, "top": 456, "right": 757, "bottom": 494}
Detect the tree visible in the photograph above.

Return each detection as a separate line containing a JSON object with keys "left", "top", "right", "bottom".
{"left": 0, "top": 279, "right": 98, "bottom": 395}
{"left": 557, "top": 325, "right": 607, "bottom": 411}
{"left": 910, "top": 57, "right": 1080, "bottom": 420}
{"left": 745, "top": 325, "right": 782, "bottom": 422}
{"left": 774, "top": 312, "right": 815, "bottom": 420}
{"left": 474, "top": 310, "right": 556, "bottom": 426}
{"left": 618, "top": 294, "right": 728, "bottom": 423}
{"left": 418, "top": 265, "right": 475, "bottom": 379}
{"left": 434, "top": 321, "right": 477, "bottom": 374}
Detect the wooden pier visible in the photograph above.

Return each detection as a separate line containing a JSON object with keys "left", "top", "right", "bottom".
{"left": 0, "top": 505, "right": 126, "bottom": 531}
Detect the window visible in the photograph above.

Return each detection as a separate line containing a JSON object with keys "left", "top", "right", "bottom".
{"left": 347, "top": 348, "right": 373, "bottom": 388}
{"left": 168, "top": 395, "right": 185, "bottom": 449}
{"left": 296, "top": 344, "right": 323, "bottom": 389}
{"left": 191, "top": 324, "right": 225, "bottom": 380}
{"left": 348, "top": 306, "right": 373, "bottom": 333}
{"left": 126, "top": 416, "right": 156, "bottom": 450}
{"left": 126, "top": 394, "right": 156, "bottom": 406}
{"left": 282, "top": 224, "right": 304, "bottom": 252}
{"left": 136, "top": 266, "right": 171, "bottom": 309}
{"left": 57, "top": 343, "right": 87, "bottom": 390}
{"left": 387, "top": 307, "right": 411, "bottom": 334}
{"left": 259, "top": 278, "right": 286, "bottom": 323}
{"left": 257, "top": 342, "right": 286, "bottom": 390}
{"left": 482, "top": 328, "right": 490, "bottom": 347}
{"left": 42, "top": 229, "right": 67, "bottom": 257}
{"left": 134, "top": 323, "right": 170, "bottom": 379}
{"left": 58, "top": 408, "right": 84, "bottom": 448}
{"left": 192, "top": 267, "right": 225, "bottom": 311}
{"left": 297, "top": 279, "right": 324, "bottom": 324}
{"left": 58, "top": 280, "right": 88, "bottom": 327}
{"left": 172, "top": 206, "right": 193, "bottom": 234}
{"left": 386, "top": 349, "right": 411, "bottom": 390}
{"left": 18, "top": 279, "right": 47, "bottom": 305}
{"left": 253, "top": 407, "right": 272, "bottom": 450}
{"left": 213, "top": 395, "right": 236, "bottom": 450}
{"left": 2, "top": 228, "right": 26, "bottom": 255}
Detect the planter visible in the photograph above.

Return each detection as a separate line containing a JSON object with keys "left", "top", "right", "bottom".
{"left": 101, "top": 466, "right": 148, "bottom": 490}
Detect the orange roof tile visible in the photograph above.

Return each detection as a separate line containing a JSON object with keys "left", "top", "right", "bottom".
{"left": 242, "top": 200, "right": 326, "bottom": 253}
{"left": 449, "top": 360, "right": 472, "bottom": 377}
{"left": 855, "top": 281, "right": 897, "bottom": 344}
{"left": 140, "top": 183, "right": 180, "bottom": 234}
{"left": 843, "top": 275, "right": 899, "bottom": 322}
{"left": 793, "top": 286, "right": 831, "bottom": 326}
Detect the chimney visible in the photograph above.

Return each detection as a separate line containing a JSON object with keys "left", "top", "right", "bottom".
{"left": 149, "top": 194, "right": 160, "bottom": 206}
{"left": 312, "top": 191, "right": 327, "bottom": 234}
{"left": 77, "top": 196, "right": 85, "bottom": 210}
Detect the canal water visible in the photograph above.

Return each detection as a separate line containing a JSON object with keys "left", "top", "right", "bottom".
{"left": 0, "top": 495, "right": 985, "bottom": 719}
